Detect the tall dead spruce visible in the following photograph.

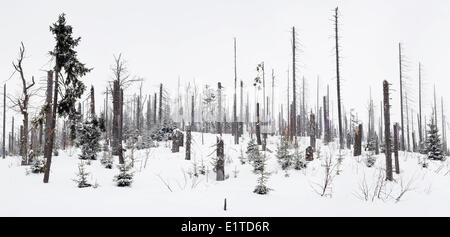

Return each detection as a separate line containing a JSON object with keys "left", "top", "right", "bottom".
{"left": 334, "top": 7, "right": 344, "bottom": 150}
{"left": 383, "top": 80, "right": 393, "bottom": 181}
{"left": 10, "top": 42, "right": 36, "bottom": 165}
{"left": 185, "top": 125, "right": 191, "bottom": 160}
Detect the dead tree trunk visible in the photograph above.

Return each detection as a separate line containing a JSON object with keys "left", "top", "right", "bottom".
{"left": 354, "top": 124, "right": 362, "bottom": 156}
{"left": 310, "top": 112, "right": 316, "bottom": 151}
{"left": 383, "top": 80, "right": 393, "bottom": 181}
{"left": 90, "top": 85, "right": 95, "bottom": 117}
{"left": 256, "top": 103, "right": 262, "bottom": 145}
{"left": 292, "top": 27, "right": 297, "bottom": 142}
{"left": 43, "top": 71, "right": 54, "bottom": 183}
{"left": 216, "top": 137, "right": 225, "bottom": 181}
{"left": 185, "top": 125, "right": 191, "bottom": 160}
{"left": 334, "top": 7, "right": 344, "bottom": 150}
{"left": 394, "top": 123, "right": 400, "bottom": 174}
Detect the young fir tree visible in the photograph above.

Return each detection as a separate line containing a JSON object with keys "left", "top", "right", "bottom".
{"left": 246, "top": 138, "right": 262, "bottom": 172}
{"left": 114, "top": 163, "right": 134, "bottom": 187}
{"left": 276, "top": 136, "right": 292, "bottom": 170}
{"left": 77, "top": 116, "right": 101, "bottom": 160}
{"left": 292, "top": 146, "right": 307, "bottom": 170}
{"left": 73, "top": 161, "right": 91, "bottom": 188}
{"left": 100, "top": 150, "right": 113, "bottom": 169}
{"left": 425, "top": 117, "right": 444, "bottom": 161}
{"left": 30, "top": 156, "right": 46, "bottom": 174}
{"left": 253, "top": 152, "right": 271, "bottom": 195}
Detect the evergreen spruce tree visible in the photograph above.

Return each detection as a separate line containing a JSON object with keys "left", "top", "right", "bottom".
{"left": 253, "top": 152, "right": 271, "bottom": 195}
{"left": 425, "top": 117, "right": 445, "bottom": 161}
{"left": 114, "top": 163, "right": 134, "bottom": 187}
{"left": 292, "top": 146, "right": 307, "bottom": 170}
{"left": 100, "top": 150, "right": 113, "bottom": 169}
{"left": 276, "top": 136, "right": 292, "bottom": 170}
{"left": 77, "top": 116, "right": 101, "bottom": 160}
{"left": 246, "top": 138, "right": 259, "bottom": 162}
{"left": 246, "top": 138, "right": 263, "bottom": 172}
{"left": 30, "top": 156, "right": 46, "bottom": 174}
{"left": 73, "top": 161, "right": 91, "bottom": 188}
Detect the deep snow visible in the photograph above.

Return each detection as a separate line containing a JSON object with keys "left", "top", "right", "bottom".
{"left": 1, "top": 132, "right": 450, "bottom": 216}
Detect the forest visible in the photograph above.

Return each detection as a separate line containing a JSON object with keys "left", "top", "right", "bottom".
{"left": 1, "top": 3, "right": 449, "bottom": 217}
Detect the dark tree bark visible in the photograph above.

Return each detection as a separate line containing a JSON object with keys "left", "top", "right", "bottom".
{"left": 353, "top": 124, "right": 362, "bottom": 156}
{"left": 153, "top": 93, "right": 157, "bottom": 124}
{"left": 383, "top": 80, "right": 393, "bottom": 181}
{"left": 185, "top": 125, "right": 191, "bottom": 160}
{"left": 43, "top": 71, "right": 54, "bottom": 183}
{"left": 334, "top": 7, "right": 344, "bottom": 150}
{"left": 216, "top": 137, "right": 225, "bottom": 181}
{"left": 310, "top": 112, "right": 316, "bottom": 151}
{"left": 90, "top": 85, "right": 95, "bottom": 117}
{"left": 394, "top": 123, "right": 400, "bottom": 174}
{"left": 256, "top": 103, "right": 262, "bottom": 145}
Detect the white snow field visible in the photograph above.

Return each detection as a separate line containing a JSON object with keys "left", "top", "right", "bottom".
{"left": 1, "top": 132, "right": 450, "bottom": 217}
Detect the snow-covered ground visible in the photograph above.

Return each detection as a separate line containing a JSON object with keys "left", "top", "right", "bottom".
{"left": 1, "top": 132, "right": 450, "bottom": 216}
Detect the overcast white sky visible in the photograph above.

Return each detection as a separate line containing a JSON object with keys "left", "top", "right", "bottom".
{"left": 1, "top": 0, "right": 450, "bottom": 129}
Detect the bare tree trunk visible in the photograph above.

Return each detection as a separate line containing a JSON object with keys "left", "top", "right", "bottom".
{"left": 216, "top": 137, "right": 224, "bottom": 181}
{"left": 394, "top": 123, "right": 400, "bottom": 174}
{"left": 310, "top": 112, "right": 316, "bottom": 151}
{"left": 217, "top": 82, "right": 222, "bottom": 135}
{"left": 90, "top": 85, "right": 95, "bottom": 117}
{"left": 354, "top": 124, "right": 362, "bottom": 156}
{"left": 153, "top": 93, "right": 157, "bottom": 124}
{"left": 383, "top": 80, "right": 393, "bottom": 181}
{"left": 256, "top": 103, "right": 261, "bottom": 145}
{"left": 43, "top": 71, "right": 54, "bottom": 183}
{"left": 334, "top": 7, "right": 344, "bottom": 150}
{"left": 185, "top": 125, "right": 191, "bottom": 160}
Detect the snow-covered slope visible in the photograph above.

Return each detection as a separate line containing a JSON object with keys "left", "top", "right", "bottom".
{"left": 1, "top": 132, "right": 449, "bottom": 216}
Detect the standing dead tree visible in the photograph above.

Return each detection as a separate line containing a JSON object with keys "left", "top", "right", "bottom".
{"left": 216, "top": 137, "right": 225, "bottom": 181}
{"left": 185, "top": 125, "right": 191, "bottom": 160}
{"left": 9, "top": 42, "right": 36, "bottom": 165}
{"left": 310, "top": 112, "right": 316, "bottom": 150}
{"left": 333, "top": 7, "right": 344, "bottom": 150}
{"left": 383, "top": 80, "right": 393, "bottom": 181}
{"left": 393, "top": 123, "right": 400, "bottom": 174}
{"left": 354, "top": 124, "right": 362, "bottom": 156}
